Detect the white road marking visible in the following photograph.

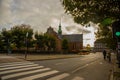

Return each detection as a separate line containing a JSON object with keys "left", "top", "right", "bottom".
{"left": 0, "top": 61, "right": 30, "bottom": 66}
{"left": 100, "top": 62, "right": 103, "bottom": 64}
{"left": 55, "top": 62, "right": 66, "bottom": 65}
{"left": 0, "top": 64, "right": 39, "bottom": 70}
{"left": 72, "top": 64, "right": 89, "bottom": 73}
{"left": 18, "top": 70, "right": 59, "bottom": 80}
{"left": 0, "top": 62, "right": 34, "bottom": 68}
{"left": 72, "top": 60, "right": 99, "bottom": 73}
{"left": 47, "top": 73, "right": 69, "bottom": 80}
{"left": 72, "top": 76, "right": 84, "bottom": 80}
{"left": 2, "top": 68, "right": 50, "bottom": 80}
{"left": 0, "top": 66, "right": 44, "bottom": 75}
{"left": 80, "top": 56, "right": 97, "bottom": 61}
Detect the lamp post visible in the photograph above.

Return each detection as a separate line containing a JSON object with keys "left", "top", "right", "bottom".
{"left": 25, "top": 32, "right": 28, "bottom": 59}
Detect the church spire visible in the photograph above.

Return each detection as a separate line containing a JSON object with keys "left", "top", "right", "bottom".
{"left": 58, "top": 20, "right": 62, "bottom": 35}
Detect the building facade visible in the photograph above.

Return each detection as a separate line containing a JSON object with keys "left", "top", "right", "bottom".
{"left": 94, "top": 39, "right": 108, "bottom": 52}
{"left": 46, "top": 24, "right": 83, "bottom": 52}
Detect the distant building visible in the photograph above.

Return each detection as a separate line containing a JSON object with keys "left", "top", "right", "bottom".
{"left": 94, "top": 39, "right": 108, "bottom": 52}
{"left": 46, "top": 23, "right": 83, "bottom": 52}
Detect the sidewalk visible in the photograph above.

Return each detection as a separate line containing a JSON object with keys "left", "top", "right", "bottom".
{"left": 0, "top": 53, "right": 83, "bottom": 63}
{"left": 110, "top": 53, "right": 120, "bottom": 80}
{"left": 0, "top": 54, "right": 26, "bottom": 63}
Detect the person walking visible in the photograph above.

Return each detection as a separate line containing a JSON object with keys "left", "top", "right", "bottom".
{"left": 103, "top": 50, "right": 107, "bottom": 60}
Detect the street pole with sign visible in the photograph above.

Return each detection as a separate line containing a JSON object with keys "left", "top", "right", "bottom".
{"left": 25, "top": 32, "right": 28, "bottom": 59}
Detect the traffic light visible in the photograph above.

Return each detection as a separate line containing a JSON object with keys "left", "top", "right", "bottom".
{"left": 112, "top": 20, "right": 120, "bottom": 39}
{"left": 116, "top": 32, "right": 120, "bottom": 37}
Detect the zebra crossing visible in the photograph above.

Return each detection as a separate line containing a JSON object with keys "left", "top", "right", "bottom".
{"left": 0, "top": 61, "right": 84, "bottom": 80}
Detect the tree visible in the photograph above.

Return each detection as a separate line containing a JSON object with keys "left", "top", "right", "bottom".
{"left": 1, "top": 28, "right": 12, "bottom": 50}
{"left": 62, "top": 0, "right": 119, "bottom": 49}
{"left": 11, "top": 24, "right": 33, "bottom": 49}
{"left": 62, "top": 38, "right": 68, "bottom": 53}
{"left": 95, "top": 25, "right": 117, "bottom": 49}
{"left": 0, "top": 33, "right": 4, "bottom": 50}
{"left": 34, "top": 32, "right": 44, "bottom": 50}
{"left": 62, "top": 0, "right": 120, "bottom": 25}
{"left": 43, "top": 34, "right": 56, "bottom": 51}
{"left": 48, "top": 36, "right": 56, "bottom": 51}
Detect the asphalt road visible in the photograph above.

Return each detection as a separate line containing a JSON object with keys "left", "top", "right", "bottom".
{"left": 33, "top": 52, "right": 113, "bottom": 80}
{"left": 0, "top": 52, "right": 113, "bottom": 80}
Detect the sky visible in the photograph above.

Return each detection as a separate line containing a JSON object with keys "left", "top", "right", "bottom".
{"left": 0, "top": 0, "right": 98, "bottom": 47}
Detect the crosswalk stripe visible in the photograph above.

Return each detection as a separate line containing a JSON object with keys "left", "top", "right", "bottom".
{"left": 47, "top": 73, "right": 70, "bottom": 80}
{"left": 0, "top": 62, "right": 34, "bottom": 68}
{"left": 0, "top": 66, "right": 44, "bottom": 75}
{"left": 18, "top": 70, "right": 59, "bottom": 80}
{"left": 0, "top": 64, "right": 39, "bottom": 71}
{"left": 0, "top": 61, "right": 30, "bottom": 66}
{"left": 72, "top": 76, "right": 84, "bottom": 80}
{"left": 2, "top": 68, "right": 51, "bottom": 80}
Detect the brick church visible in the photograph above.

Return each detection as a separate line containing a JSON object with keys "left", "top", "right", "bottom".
{"left": 46, "top": 23, "right": 83, "bottom": 52}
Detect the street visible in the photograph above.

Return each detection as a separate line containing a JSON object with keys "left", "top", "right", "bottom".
{"left": 0, "top": 52, "right": 113, "bottom": 80}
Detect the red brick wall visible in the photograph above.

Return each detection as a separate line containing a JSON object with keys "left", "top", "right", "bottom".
{"left": 68, "top": 42, "right": 83, "bottom": 52}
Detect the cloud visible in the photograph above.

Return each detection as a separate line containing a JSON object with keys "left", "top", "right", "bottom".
{"left": 0, "top": 0, "right": 93, "bottom": 33}
{"left": 0, "top": 0, "right": 97, "bottom": 47}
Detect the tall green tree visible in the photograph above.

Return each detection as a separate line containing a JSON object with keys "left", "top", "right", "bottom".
{"left": 62, "top": 0, "right": 119, "bottom": 49}
{"left": 0, "top": 33, "right": 4, "bottom": 50}
{"left": 95, "top": 25, "right": 117, "bottom": 49}
{"left": 44, "top": 34, "right": 56, "bottom": 51}
{"left": 34, "top": 32, "right": 44, "bottom": 50}
{"left": 11, "top": 24, "right": 33, "bottom": 49}
{"left": 48, "top": 36, "right": 56, "bottom": 51}
{"left": 62, "top": 38, "right": 68, "bottom": 53}
{"left": 1, "top": 28, "right": 12, "bottom": 50}
{"left": 62, "top": 0, "right": 120, "bottom": 25}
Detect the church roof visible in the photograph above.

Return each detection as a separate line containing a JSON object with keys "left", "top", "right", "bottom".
{"left": 46, "top": 27, "right": 83, "bottom": 42}
{"left": 62, "top": 34, "right": 83, "bottom": 42}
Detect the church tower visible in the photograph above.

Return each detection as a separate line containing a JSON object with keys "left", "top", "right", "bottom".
{"left": 58, "top": 21, "right": 62, "bottom": 35}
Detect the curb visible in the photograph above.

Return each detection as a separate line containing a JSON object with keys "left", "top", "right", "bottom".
{"left": 17, "top": 55, "right": 82, "bottom": 61}
{"left": 110, "top": 54, "right": 120, "bottom": 80}
{"left": 0, "top": 54, "right": 84, "bottom": 63}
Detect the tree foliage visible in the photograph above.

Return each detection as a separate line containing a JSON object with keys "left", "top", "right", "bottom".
{"left": 0, "top": 33, "right": 4, "bottom": 50}
{"left": 61, "top": 0, "right": 120, "bottom": 25}
{"left": 95, "top": 25, "right": 117, "bottom": 49}
{"left": 62, "top": 38, "right": 68, "bottom": 50}
{"left": 34, "top": 33, "right": 56, "bottom": 51}
{"left": 62, "top": 0, "right": 119, "bottom": 49}
{"left": 11, "top": 24, "right": 33, "bottom": 49}
{"left": 34, "top": 32, "right": 44, "bottom": 50}
{"left": 44, "top": 34, "right": 56, "bottom": 51}
{"left": 1, "top": 28, "right": 12, "bottom": 50}
{"left": 0, "top": 24, "right": 33, "bottom": 50}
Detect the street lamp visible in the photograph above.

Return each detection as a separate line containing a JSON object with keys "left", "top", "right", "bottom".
{"left": 25, "top": 32, "right": 28, "bottom": 59}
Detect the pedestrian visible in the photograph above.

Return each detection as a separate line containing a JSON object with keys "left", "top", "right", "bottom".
{"left": 103, "top": 50, "right": 107, "bottom": 60}
{"left": 107, "top": 50, "right": 111, "bottom": 62}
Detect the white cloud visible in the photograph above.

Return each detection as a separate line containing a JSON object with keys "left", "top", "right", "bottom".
{"left": 0, "top": 0, "right": 97, "bottom": 46}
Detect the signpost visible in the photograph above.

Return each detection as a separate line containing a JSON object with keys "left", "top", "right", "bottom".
{"left": 25, "top": 32, "right": 28, "bottom": 59}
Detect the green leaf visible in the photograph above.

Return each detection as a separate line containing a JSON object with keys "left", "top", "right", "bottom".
{"left": 101, "top": 18, "right": 113, "bottom": 26}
